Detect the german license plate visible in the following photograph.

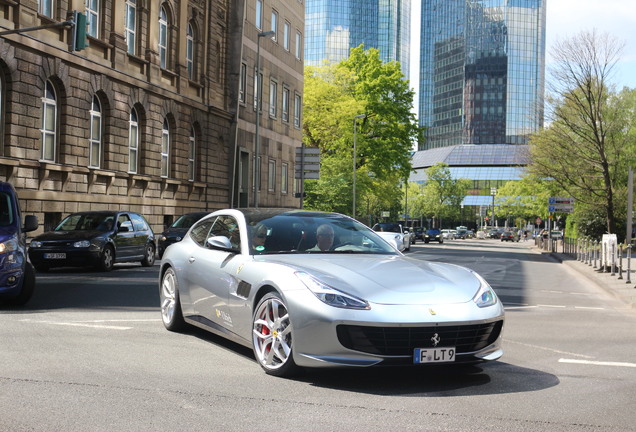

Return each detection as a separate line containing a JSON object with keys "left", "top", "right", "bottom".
{"left": 44, "top": 253, "right": 66, "bottom": 259}
{"left": 414, "top": 347, "right": 456, "bottom": 364}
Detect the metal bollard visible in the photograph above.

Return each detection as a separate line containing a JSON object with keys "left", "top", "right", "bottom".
{"left": 602, "top": 242, "right": 607, "bottom": 273}
{"left": 627, "top": 246, "right": 632, "bottom": 284}
{"left": 611, "top": 242, "right": 616, "bottom": 276}
{"left": 618, "top": 244, "right": 623, "bottom": 279}
{"left": 593, "top": 240, "right": 598, "bottom": 268}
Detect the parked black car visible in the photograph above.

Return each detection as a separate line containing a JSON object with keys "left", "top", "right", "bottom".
{"left": 158, "top": 211, "right": 208, "bottom": 258}
{"left": 0, "top": 182, "right": 38, "bottom": 306}
{"left": 500, "top": 230, "right": 519, "bottom": 242}
{"left": 28, "top": 211, "right": 155, "bottom": 272}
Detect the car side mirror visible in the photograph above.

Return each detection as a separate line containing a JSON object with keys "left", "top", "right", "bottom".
{"left": 206, "top": 235, "right": 237, "bottom": 252}
{"left": 23, "top": 215, "right": 38, "bottom": 233}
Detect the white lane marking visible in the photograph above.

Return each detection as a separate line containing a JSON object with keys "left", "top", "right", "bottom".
{"left": 18, "top": 318, "right": 161, "bottom": 330}
{"left": 559, "top": 358, "right": 636, "bottom": 368}
{"left": 537, "top": 304, "right": 567, "bottom": 308}
{"left": 505, "top": 305, "right": 537, "bottom": 310}
{"left": 574, "top": 306, "right": 605, "bottom": 310}
{"left": 504, "top": 339, "right": 594, "bottom": 359}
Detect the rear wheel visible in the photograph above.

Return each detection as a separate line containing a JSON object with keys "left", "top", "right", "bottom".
{"left": 252, "top": 292, "right": 299, "bottom": 377}
{"left": 160, "top": 267, "right": 186, "bottom": 331}
{"left": 141, "top": 243, "right": 155, "bottom": 267}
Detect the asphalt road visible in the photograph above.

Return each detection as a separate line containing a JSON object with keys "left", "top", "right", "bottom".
{"left": 1, "top": 239, "right": 635, "bottom": 432}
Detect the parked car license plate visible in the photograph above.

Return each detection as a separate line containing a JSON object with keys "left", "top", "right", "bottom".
{"left": 414, "top": 347, "right": 456, "bottom": 364}
{"left": 44, "top": 253, "right": 66, "bottom": 259}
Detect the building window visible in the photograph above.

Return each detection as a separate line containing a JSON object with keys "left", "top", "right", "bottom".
{"left": 254, "top": 68, "right": 262, "bottom": 111}
{"left": 85, "top": 0, "right": 99, "bottom": 37}
{"left": 281, "top": 163, "right": 288, "bottom": 194}
{"left": 128, "top": 108, "right": 139, "bottom": 173}
{"left": 161, "top": 118, "right": 169, "bottom": 178}
{"left": 255, "top": 0, "right": 263, "bottom": 30}
{"left": 283, "top": 21, "right": 290, "bottom": 51}
{"left": 268, "top": 159, "right": 276, "bottom": 192}
{"left": 186, "top": 23, "right": 195, "bottom": 80}
{"left": 40, "top": 80, "right": 57, "bottom": 162}
{"left": 239, "top": 62, "right": 247, "bottom": 103}
{"left": 188, "top": 126, "right": 196, "bottom": 181}
{"left": 159, "top": 6, "right": 169, "bottom": 69}
{"left": 269, "top": 80, "right": 277, "bottom": 118}
{"left": 125, "top": 0, "right": 137, "bottom": 55}
{"left": 39, "top": 0, "right": 54, "bottom": 18}
{"left": 89, "top": 96, "right": 102, "bottom": 168}
{"left": 295, "top": 30, "right": 302, "bottom": 60}
{"left": 282, "top": 87, "right": 290, "bottom": 122}
{"left": 271, "top": 10, "right": 278, "bottom": 41}
{"left": 294, "top": 93, "right": 301, "bottom": 128}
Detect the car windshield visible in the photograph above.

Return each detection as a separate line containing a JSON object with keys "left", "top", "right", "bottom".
{"left": 0, "top": 192, "right": 14, "bottom": 226}
{"left": 171, "top": 212, "right": 207, "bottom": 229}
{"left": 244, "top": 210, "right": 398, "bottom": 255}
{"left": 55, "top": 213, "right": 115, "bottom": 232}
{"left": 371, "top": 223, "right": 401, "bottom": 233}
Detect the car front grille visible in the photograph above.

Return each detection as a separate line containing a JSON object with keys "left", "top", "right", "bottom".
{"left": 336, "top": 320, "right": 503, "bottom": 356}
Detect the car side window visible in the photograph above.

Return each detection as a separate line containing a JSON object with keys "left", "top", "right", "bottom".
{"left": 117, "top": 214, "right": 134, "bottom": 232}
{"left": 210, "top": 216, "right": 241, "bottom": 250}
{"left": 130, "top": 213, "right": 150, "bottom": 232}
{"left": 189, "top": 218, "right": 215, "bottom": 247}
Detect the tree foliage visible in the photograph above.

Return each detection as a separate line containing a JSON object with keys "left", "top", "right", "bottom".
{"left": 528, "top": 30, "right": 636, "bottom": 235}
{"left": 302, "top": 45, "right": 423, "bottom": 219}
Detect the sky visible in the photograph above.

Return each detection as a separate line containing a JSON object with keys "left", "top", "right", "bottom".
{"left": 409, "top": 0, "right": 636, "bottom": 103}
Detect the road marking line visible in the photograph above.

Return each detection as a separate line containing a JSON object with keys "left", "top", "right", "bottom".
{"left": 559, "top": 358, "right": 636, "bottom": 368}
{"left": 537, "top": 304, "right": 567, "bottom": 308}
{"left": 574, "top": 306, "right": 605, "bottom": 310}
{"left": 505, "top": 339, "right": 594, "bottom": 359}
{"left": 20, "top": 319, "right": 131, "bottom": 330}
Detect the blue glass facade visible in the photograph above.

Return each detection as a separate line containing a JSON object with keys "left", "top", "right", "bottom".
{"left": 419, "top": 0, "right": 545, "bottom": 149}
{"left": 305, "top": 0, "right": 410, "bottom": 78}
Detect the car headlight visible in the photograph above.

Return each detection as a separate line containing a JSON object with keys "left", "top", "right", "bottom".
{"left": 295, "top": 271, "right": 369, "bottom": 310}
{"left": 472, "top": 272, "right": 498, "bottom": 308}
{"left": 73, "top": 240, "right": 91, "bottom": 248}
{"left": 30, "top": 240, "right": 42, "bottom": 248}
{"left": 0, "top": 234, "right": 18, "bottom": 254}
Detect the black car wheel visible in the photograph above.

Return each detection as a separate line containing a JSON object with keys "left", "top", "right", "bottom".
{"left": 1, "top": 263, "right": 35, "bottom": 306}
{"left": 141, "top": 243, "right": 155, "bottom": 267}
{"left": 252, "top": 292, "right": 299, "bottom": 377}
{"left": 98, "top": 245, "right": 115, "bottom": 272}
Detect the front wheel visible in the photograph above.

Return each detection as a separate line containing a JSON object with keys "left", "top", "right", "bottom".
{"left": 252, "top": 292, "right": 299, "bottom": 377}
{"left": 98, "top": 246, "right": 114, "bottom": 272}
{"left": 1, "top": 263, "right": 35, "bottom": 306}
{"left": 160, "top": 267, "right": 187, "bottom": 332}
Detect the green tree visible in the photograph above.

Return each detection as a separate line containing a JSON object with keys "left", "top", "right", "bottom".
{"left": 529, "top": 30, "right": 636, "bottom": 235}
{"left": 302, "top": 46, "right": 423, "bottom": 219}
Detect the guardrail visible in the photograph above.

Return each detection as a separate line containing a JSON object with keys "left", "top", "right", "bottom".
{"left": 557, "top": 236, "right": 633, "bottom": 284}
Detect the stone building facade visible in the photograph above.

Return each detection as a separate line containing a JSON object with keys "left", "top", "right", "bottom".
{"left": 0, "top": 0, "right": 303, "bottom": 235}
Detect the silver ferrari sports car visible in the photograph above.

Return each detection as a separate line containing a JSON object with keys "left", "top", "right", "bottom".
{"left": 159, "top": 208, "right": 504, "bottom": 377}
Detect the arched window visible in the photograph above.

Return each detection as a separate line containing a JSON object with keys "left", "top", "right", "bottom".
{"left": 159, "top": 6, "right": 169, "bottom": 69}
{"left": 125, "top": 0, "right": 137, "bottom": 55}
{"left": 188, "top": 126, "right": 196, "bottom": 181}
{"left": 161, "top": 118, "right": 169, "bottom": 178}
{"left": 40, "top": 81, "right": 57, "bottom": 162}
{"left": 186, "top": 23, "right": 195, "bottom": 80}
{"left": 89, "top": 96, "right": 102, "bottom": 168}
{"left": 128, "top": 108, "right": 139, "bottom": 173}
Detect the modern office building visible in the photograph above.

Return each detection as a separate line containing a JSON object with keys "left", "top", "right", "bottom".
{"left": 0, "top": 0, "right": 303, "bottom": 234}
{"left": 418, "top": 0, "right": 546, "bottom": 150}
{"left": 305, "top": 0, "right": 410, "bottom": 78}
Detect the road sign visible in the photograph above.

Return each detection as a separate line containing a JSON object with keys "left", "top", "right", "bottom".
{"left": 548, "top": 197, "right": 574, "bottom": 205}
{"left": 295, "top": 146, "right": 321, "bottom": 179}
{"left": 548, "top": 204, "right": 574, "bottom": 213}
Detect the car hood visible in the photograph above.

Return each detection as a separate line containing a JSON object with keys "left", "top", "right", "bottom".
{"left": 32, "top": 230, "right": 106, "bottom": 241}
{"left": 260, "top": 255, "right": 481, "bottom": 305}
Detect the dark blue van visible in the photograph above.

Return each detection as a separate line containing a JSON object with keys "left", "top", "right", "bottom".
{"left": 0, "top": 182, "right": 38, "bottom": 306}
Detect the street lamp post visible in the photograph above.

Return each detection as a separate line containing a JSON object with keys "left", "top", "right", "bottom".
{"left": 253, "top": 30, "right": 275, "bottom": 208}
{"left": 490, "top": 187, "right": 497, "bottom": 228}
{"left": 352, "top": 114, "right": 366, "bottom": 219}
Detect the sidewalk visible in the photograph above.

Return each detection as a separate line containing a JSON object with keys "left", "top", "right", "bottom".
{"left": 547, "top": 248, "right": 636, "bottom": 309}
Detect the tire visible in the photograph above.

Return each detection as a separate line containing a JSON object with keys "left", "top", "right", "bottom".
{"left": 98, "top": 245, "right": 115, "bottom": 272}
{"left": 2, "top": 263, "right": 35, "bottom": 306}
{"left": 141, "top": 243, "right": 156, "bottom": 267}
{"left": 252, "top": 292, "right": 299, "bottom": 377}
{"left": 425, "top": 240, "right": 429, "bottom": 244}
{"left": 160, "top": 267, "right": 187, "bottom": 332}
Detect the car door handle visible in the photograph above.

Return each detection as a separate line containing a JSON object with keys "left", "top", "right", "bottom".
{"left": 188, "top": 257, "right": 195, "bottom": 263}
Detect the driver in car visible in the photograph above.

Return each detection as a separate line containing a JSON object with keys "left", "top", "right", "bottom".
{"left": 307, "top": 224, "right": 334, "bottom": 252}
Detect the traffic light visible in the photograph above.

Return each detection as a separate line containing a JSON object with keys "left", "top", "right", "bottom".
{"left": 72, "top": 11, "right": 89, "bottom": 51}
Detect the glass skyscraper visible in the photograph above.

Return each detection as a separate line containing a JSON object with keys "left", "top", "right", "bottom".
{"left": 305, "top": 0, "right": 411, "bottom": 78}
{"left": 419, "top": 0, "right": 546, "bottom": 149}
